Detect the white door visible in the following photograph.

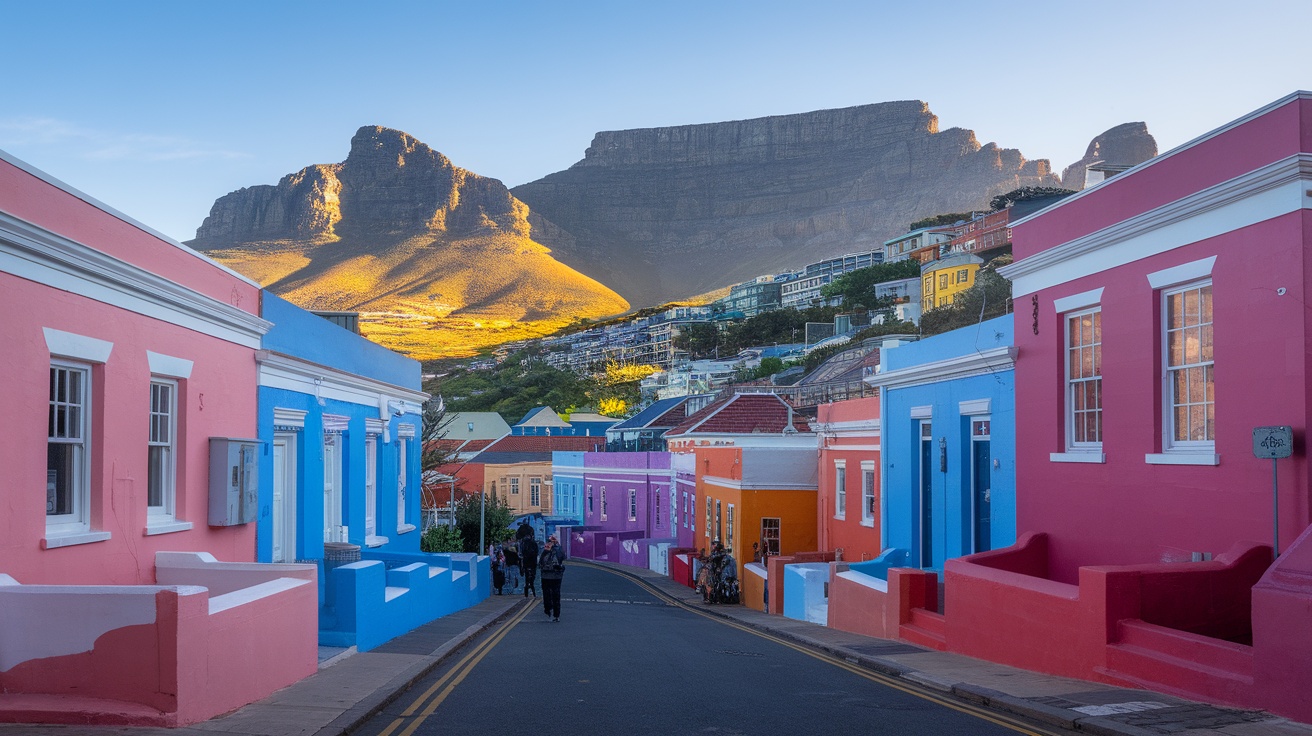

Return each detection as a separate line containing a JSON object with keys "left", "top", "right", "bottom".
{"left": 272, "top": 434, "right": 297, "bottom": 562}
{"left": 324, "top": 434, "right": 342, "bottom": 541}
{"left": 364, "top": 436, "right": 377, "bottom": 540}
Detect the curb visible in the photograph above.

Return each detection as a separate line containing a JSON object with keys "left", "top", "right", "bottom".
{"left": 313, "top": 598, "right": 528, "bottom": 736}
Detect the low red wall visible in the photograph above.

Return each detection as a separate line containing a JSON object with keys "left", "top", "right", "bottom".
{"left": 1252, "top": 524, "right": 1312, "bottom": 723}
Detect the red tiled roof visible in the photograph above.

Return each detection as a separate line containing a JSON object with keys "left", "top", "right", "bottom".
{"left": 665, "top": 393, "right": 811, "bottom": 437}
{"left": 479, "top": 435, "right": 607, "bottom": 454}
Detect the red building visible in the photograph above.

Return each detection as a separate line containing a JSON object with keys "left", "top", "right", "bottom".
{"left": 946, "top": 208, "right": 1010, "bottom": 257}
{"left": 942, "top": 91, "right": 1312, "bottom": 722}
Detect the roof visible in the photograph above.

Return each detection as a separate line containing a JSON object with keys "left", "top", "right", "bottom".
{"left": 566, "top": 412, "right": 618, "bottom": 424}
{"left": 515, "top": 406, "right": 570, "bottom": 428}
{"left": 610, "top": 396, "right": 691, "bottom": 431}
{"left": 446, "top": 412, "right": 513, "bottom": 440}
{"left": 922, "top": 252, "right": 985, "bottom": 273}
{"left": 469, "top": 434, "right": 608, "bottom": 463}
{"left": 664, "top": 393, "right": 812, "bottom": 438}
{"left": 884, "top": 225, "right": 956, "bottom": 246}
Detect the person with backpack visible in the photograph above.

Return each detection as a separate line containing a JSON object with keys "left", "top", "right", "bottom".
{"left": 489, "top": 542, "right": 506, "bottom": 595}
{"left": 538, "top": 535, "right": 567, "bottom": 621}
{"left": 502, "top": 542, "right": 521, "bottom": 593}
{"left": 519, "top": 534, "right": 539, "bottom": 598}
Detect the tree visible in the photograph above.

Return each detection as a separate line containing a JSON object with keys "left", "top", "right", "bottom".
{"left": 920, "top": 264, "right": 1014, "bottom": 337}
{"left": 989, "top": 186, "right": 1076, "bottom": 211}
{"left": 908, "top": 212, "right": 976, "bottom": 230}
{"left": 820, "top": 259, "right": 922, "bottom": 309}
{"left": 453, "top": 493, "right": 515, "bottom": 553}
{"left": 420, "top": 525, "right": 464, "bottom": 553}
{"left": 673, "top": 322, "right": 719, "bottom": 358}
{"left": 420, "top": 397, "right": 458, "bottom": 524}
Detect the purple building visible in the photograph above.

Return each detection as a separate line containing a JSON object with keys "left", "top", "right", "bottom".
{"left": 562, "top": 452, "right": 675, "bottom": 571}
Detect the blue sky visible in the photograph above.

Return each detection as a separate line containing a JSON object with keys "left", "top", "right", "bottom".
{"left": 1, "top": 0, "right": 1307, "bottom": 242}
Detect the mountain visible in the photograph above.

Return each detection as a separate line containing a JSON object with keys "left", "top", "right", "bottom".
{"left": 511, "top": 102, "right": 1155, "bottom": 307}
{"left": 189, "top": 126, "right": 629, "bottom": 360}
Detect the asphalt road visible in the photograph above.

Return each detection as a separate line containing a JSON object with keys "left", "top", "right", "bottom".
{"left": 354, "top": 565, "right": 1051, "bottom": 736}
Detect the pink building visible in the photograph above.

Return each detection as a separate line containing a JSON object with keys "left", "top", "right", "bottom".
{"left": 812, "top": 396, "right": 882, "bottom": 562}
{"left": 941, "top": 91, "right": 1312, "bottom": 722}
{"left": 0, "top": 151, "right": 318, "bottom": 725}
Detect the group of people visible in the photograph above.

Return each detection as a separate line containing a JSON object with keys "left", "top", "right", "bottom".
{"left": 694, "top": 540, "right": 740, "bottom": 605}
{"left": 490, "top": 521, "right": 568, "bottom": 622}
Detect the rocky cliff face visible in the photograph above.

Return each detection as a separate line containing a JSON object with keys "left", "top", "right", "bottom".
{"left": 193, "top": 126, "right": 529, "bottom": 245}
{"left": 1060, "top": 122, "right": 1158, "bottom": 189}
{"left": 512, "top": 101, "right": 1068, "bottom": 307}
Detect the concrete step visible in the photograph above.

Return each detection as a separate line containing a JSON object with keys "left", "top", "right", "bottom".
{"left": 1102, "top": 622, "right": 1254, "bottom": 706}
{"left": 900, "top": 608, "right": 947, "bottom": 650}
{"left": 0, "top": 693, "right": 173, "bottom": 727}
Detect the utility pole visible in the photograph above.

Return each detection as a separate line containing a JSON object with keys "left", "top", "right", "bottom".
{"left": 479, "top": 491, "right": 486, "bottom": 555}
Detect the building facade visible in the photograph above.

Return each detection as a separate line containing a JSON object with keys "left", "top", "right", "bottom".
{"left": 920, "top": 253, "right": 984, "bottom": 311}
{"left": 812, "top": 396, "right": 882, "bottom": 563}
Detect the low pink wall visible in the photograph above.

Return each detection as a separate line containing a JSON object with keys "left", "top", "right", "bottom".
{"left": 828, "top": 565, "right": 938, "bottom": 640}
{"left": 1252, "top": 524, "right": 1312, "bottom": 723}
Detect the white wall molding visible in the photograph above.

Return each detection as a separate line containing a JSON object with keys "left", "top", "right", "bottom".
{"left": 1003, "top": 154, "right": 1312, "bottom": 296}
{"left": 273, "top": 407, "right": 307, "bottom": 429}
{"left": 867, "top": 346, "right": 1017, "bottom": 391}
{"left": 365, "top": 418, "right": 385, "bottom": 436}
{"left": 910, "top": 405, "right": 933, "bottom": 420}
{"left": 397, "top": 423, "right": 416, "bottom": 438}
{"left": 959, "top": 398, "right": 991, "bottom": 416}
{"left": 1147, "top": 256, "right": 1217, "bottom": 289}
{"left": 702, "top": 475, "right": 818, "bottom": 491}
{"left": 256, "top": 350, "right": 428, "bottom": 412}
{"left": 1053, "top": 287, "right": 1105, "bottom": 314}
{"left": 43, "top": 328, "right": 113, "bottom": 363}
{"left": 810, "top": 418, "right": 881, "bottom": 438}
{"left": 322, "top": 414, "right": 350, "bottom": 433}
{"left": 2, "top": 212, "right": 270, "bottom": 347}
{"left": 146, "top": 351, "right": 194, "bottom": 379}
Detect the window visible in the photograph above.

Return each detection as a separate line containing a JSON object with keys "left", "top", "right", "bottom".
{"left": 834, "top": 461, "right": 846, "bottom": 519}
{"left": 147, "top": 379, "right": 177, "bottom": 522}
{"left": 600, "top": 485, "right": 608, "bottom": 520}
{"left": 1164, "top": 281, "right": 1214, "bottom": 448}
{"left": 587, "top": 485, "right": 594, "bottom": 513}
{"left": 861, "top": 462, "right": 875, "bottom": 523}
{"left": 705, "top": 496, "right": 712, "bottom": 538}
{"left": 655, "top": 490, "right": 661, "bottom": 526}
{"left": 939, "top": 296, "right": 949, "bottom": 307}
{"left": 364, "top": 436, "right": 378, "bottom": 540}
{"left": 48, "top": 362, "right": 90, "bottom": 534}
{"left": 397, "top": 438, "right": 409, "bottom": 531}
{"left": 323, "top": 434, "right": 344, "bottom": 542}
{"left": 939, "top": 274, "right": 949, "bottom": 289}
{"left": 510, "top": 477, "right": 520, "bottom": 495}
{"left": 715, "top": 499, "right": 722, "bottom": 541}
{"left": 726, "top": 504, "right": 735, "bottom": 553}
{"left": 957, "top": 269, "right": 969, "bottom": 284}
{"left": 761, "top": 517, "right": 780, "bottom": 556}
{"left": 681, "top": 492, "right": 688, "bottom": 528}
{"left": 1066, "top": 307, "right": 1102, "bottom": 448}
{"left": 628, "top": 488, "right": 637, "bottom": 520}
{"left": 530, "top": 477, "right": 541, "bottom": 507}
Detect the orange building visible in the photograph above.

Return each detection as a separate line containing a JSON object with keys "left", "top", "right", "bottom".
{"left": 693, "top": 446, "right": 818, "bottom": 581}
{"left": 812, "top": 396, "right": 881, "bottom": 562}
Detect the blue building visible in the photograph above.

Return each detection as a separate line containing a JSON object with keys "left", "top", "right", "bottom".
{"left": 865, "top": 316, "right": 1016, "bottom": 571}
{"left": 551, "top": 451, "right": 585, "bottom": 525}
{"left": 255, "top": 294, "right": 487, "bottom": 650}
{"left": 511, "top": 406, "right": 618, "bottom": 436}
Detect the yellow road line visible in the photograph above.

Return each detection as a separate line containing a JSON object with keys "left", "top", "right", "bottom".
{"left": 574, "top": 561, "right": 1064, "bottom": 736}
{"left": 374, "top": 600, "right": 533, "bottom": 736}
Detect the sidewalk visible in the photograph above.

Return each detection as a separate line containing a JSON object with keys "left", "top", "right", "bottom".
{"left": 586, "top": 560, "right": 1312, "bottom": 736}
{"left": 0, "top": 593, "right": 527, "bottom": 736}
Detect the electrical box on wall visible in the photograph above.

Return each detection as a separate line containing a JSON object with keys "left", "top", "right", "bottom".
{"left": 209, "top": 437, "right": 261, "bottom": 526}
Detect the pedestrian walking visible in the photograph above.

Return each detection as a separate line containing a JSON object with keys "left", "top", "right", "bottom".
{"left": 519, "top": 534, "right": 539, "bottom": 598}
{"left": 490, "top": 543, "right": 506, "bottom": 595}
{"left": 503, "top": 543, "right": 521, "bottom": 593}
{"left": 539, "top": 535, "right": 567, "bottom": 621}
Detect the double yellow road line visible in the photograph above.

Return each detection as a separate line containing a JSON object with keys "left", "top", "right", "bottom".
{"left": 374, "top": 600, "right": 534, "bottom": 736}
{"left": 572, "top": 560, "right": 1067, "bottom": 736}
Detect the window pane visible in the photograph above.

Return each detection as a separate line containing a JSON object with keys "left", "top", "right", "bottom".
{"left": 1069, "top": 350, "right": 1081, "bottom": 379}
{"left": 47, "top": 443, "right": 75, "bottom": 515}
{"left": 1200, "top": 286, "right": 1213, "bottom": 323}
{"left": 1201, "top": 324, "right": 1213, "bottom": 362}
{"left": 1081, "top": 346, "right": 1094, "bottom": 376}
{"left": 1189, "top": 406, "right": 1206, "bottom": 441}
{"left": 1185, "top": 326, "right": 1201, "bottom": 364}
{"left": 1081, "top": 315, "right": 1093, "bottom": 345}
{"left": 1187, "top": 366, "right": 1205, "bottom": 403}
{"left": 148, "top": 445, "right": 166, "bottom": 508}
{"left": 1167, "top": 293, "right": 1183, "bottom": 329}
{"left": 1174, "top": 407, "right": 1189, "bottom": 442}
{"left": 69, "top": 370, "right": 82, "bottom": 404}
{"left": 1173, "top": 372, "right": 1188, "bottom": 404}
{"left": 1085, "top": 412, "right": 1099, "bottom": 442}
{"left": 1168, "top": 330, "right": 1183, "bottom": 367}
{"left": 1092, "top": 312, "right": 1101, "bottom": 344}
{"left": 1184, "top": 289, "right": 1199, "bottom": 325}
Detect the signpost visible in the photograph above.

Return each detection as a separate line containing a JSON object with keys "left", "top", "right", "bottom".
{"left": 1253, "top": 426, "right": 1293, "bottom": 557}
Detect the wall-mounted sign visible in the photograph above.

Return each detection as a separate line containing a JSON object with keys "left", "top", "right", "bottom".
{"left": 1253, "top": 426, "right": 1293, "bottom": 459}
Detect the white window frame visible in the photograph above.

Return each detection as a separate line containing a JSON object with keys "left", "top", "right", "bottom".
{"left": 726, "top": 503, "right": 735, "bottom": 553}
{"left": 397, "top": 438, "right": 414, "bottom": 533}
{"left": 600, "top": 485, "right": 608, "bottom": 521}
{"left": 833, "top": 460, "right": 846, "bottom": 520}
{"left": 47, "top": 360, "right": 92, "bottom": 538}
{"left": 761, "top": 517, "right": 781, "bottom": 556}
{"left": 1065, "top": 306, "right": 1103, "bottom": 451}
{"left": 530, "top": 476, "right": 541, "bottom": 507}
{"left": 587, "top": 484, "right": 594, "bottom": 514}
{"left": 323, "top": 433, "right": 345, "bottom": 542}
{"left": 146, "top": 378, "right": 179, "bottom": 525}
{"left": 860, "top": 460, "right": 875, "bottom": 526}
{"left": 1157, "top": 278, "right": 1216, "bottom": 459}
{"left": 628, "top": 488, "right": 638, "bottom": 521}
{"left": 364, "top": 435, "right": 387, "bottom": 547}
{"left": 510, "top": 477, "right": 520, "bottom": 495}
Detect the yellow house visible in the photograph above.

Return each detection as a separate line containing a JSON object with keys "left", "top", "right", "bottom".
{"left": 921, "top": 252, "right": 984, "bottom": 311}
{"left": 485, "top": 461, "right": 554, "bottom": 516}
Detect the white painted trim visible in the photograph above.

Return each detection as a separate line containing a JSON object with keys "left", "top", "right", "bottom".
{"left": 867, "top": 346, "right": 1017, "bottom": 391}
{"left": 580, "top": 466, "right": 674, "bottom": 478}
{"left": 1147, "top": 256, "right": 1217, "bottom": 289}
{"left": 255, "top": 350, "right": 428, "bottom": 412}
{"left": 41, "top": 530, "right": 112, "bottom": 549}
{"left": 860, "top": 461, "right": 877, "bottom": 470}
{"left": 43, "top": 328, "right": 113, "bottom": 363}
{"left": 364, "top": 535, "right": 389, "bottom": 548}
{"left": 144, "top": 520, "right": 194, "bottom": 535}
{"left": 2, "top": 212, "right": 270, "bottom": 347}
{"left": 1050, "top": 452, "right": 1107, "bottom": 464}
{"left": 959, "top": 399, "right": 991, "bottom": 416}
{"left": 0, "top": 147, "right": 263, "bottom": 287}
{"left": 397, "top": 424, "right": 417, "bottom": 438}
{"left": 365, "top": 418, "right": 385, "bottom": 436}
{"left": 146, "top": 351, "right": 193, "bottom": 379}
{"left": 397, "top": 523, "right": 417, "bottom": 534}
{"left": 1008, "top": 91, "right": 1312, "bottom": 231}
{"left": 323, "top": 413, "right": 350, "bottom": 433}
{"left": 273, "top": 407, "right": 307, "bottom": 428}
{"left": 1003, "top": 155, "right": 1312, "bottom": 296}
{"left": 1145, "top": 452, "right": 1221, "bottom": 466}
{"left": 910, "top": 405, "right": 933, "bottom": 419}
{"left": 810, "top": 418, "right": 881, "bottom": 438}
{"left": 826, "top": 443, "right": 881, "bottom": 451}
{"left": 1053, "top": 287, "right": 1105, "bottom": 314}
{"left": 702, "top": 475, "right": 817, "bottom": 491}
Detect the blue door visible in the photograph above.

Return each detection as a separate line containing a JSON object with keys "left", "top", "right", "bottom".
{"left": 919, "top": 420, "right": 933, "bottom": 567}
{"left": 972, "top": 418, "right": 992, "bottom": 553}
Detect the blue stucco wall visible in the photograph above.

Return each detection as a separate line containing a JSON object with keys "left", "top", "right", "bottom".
{"left": 552, "top": 451, "right": 585, "bottom": 524}
{"left": 881, "top": 316, "right": 1016, "bottom": 572}
{"left": 261, "top": 292, "right": 420, "bottom": 390}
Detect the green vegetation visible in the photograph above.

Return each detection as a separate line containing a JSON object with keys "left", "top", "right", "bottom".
{"left": 719, "top": 306, "right": 842, "bottom": 355}
{"left": 920, "top": 256, "right": 1014, "bottom": 337}
{"left": 434, "top": 349, "right": 647, "bottom": 423}
{"left": 819, "top": 259, "right": 921, "bottom": 310}
{"left": 672, "top": 322, "right": 720, "bottom": 358}
{"left": 420, "top": 525, "right": 464, "bottom": 553}
{"left": 989, "top": 186, "right": 1076, "bottom": 211}
{"left": 909, "top": 212, "right": 975, "bottom": 231}
{"left": 442, "top": 493, "right": 515, "bottom": 553}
